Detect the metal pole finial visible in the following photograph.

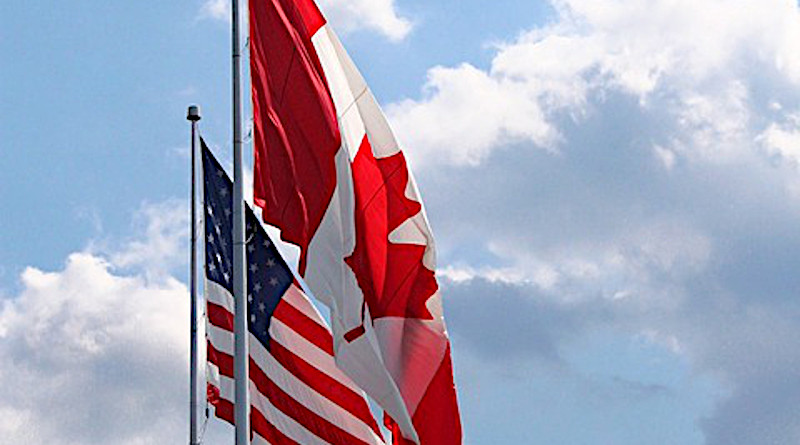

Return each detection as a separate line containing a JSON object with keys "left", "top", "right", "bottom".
{"left": 187, "top": 105, "right": 202, "bottom": 122}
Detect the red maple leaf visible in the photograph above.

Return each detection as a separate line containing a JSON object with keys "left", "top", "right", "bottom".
{"left": 345, "top": 136, "right": 439, "bottom": 322}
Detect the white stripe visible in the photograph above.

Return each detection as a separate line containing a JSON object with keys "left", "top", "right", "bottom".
{"left": 252, "top": 432, "right": 271, "bottom": 445}
{"left": 283, "top": 285, "right": 327, "bottom": 325}
{"left": 208, "top": 323, "right": 383, "bottom": 444}
{"left": 207, "top": 361, "right": 221, "bottom": 394}
{"left": 216, "top": 374, "right": 327, "bottom": 445}
{"left": 207, "top": 323, "right": 234, "bottom": 353}
{"left": 205, "top": 279, "right": 235, "bottom": 313}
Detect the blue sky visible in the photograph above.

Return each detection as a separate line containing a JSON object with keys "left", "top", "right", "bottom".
{"left": 2, "top": 0, "right": 800, "bottom": 444}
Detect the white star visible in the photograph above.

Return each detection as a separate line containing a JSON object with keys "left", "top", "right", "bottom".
{"left": 266, "top": 258, "right": 276, "bottom": 268}
{"left": 250, "top": 314, "right": 256, "bottom": 323}
{"left": 216, "top": 253, "right": 222, "bottom": 263}
{"left": 217, "top": 170, "right": 224, "bottom": 178}
{"left": 220, "top": 188, "right": 228, "bottom": 197}
{"left": 247, "top": 244, "right": 255, "bottom": 253}
{"left": 247, "top": 294, "right": 253, "bottom": 303}
{"left": 249, "top": 264, "right": 258, "bottom": 273}
{"left": 214, "top": 224, "right": 221, "bottom": 234}
{"left": 207, "top": 234, "right": 214, "bottom": 243}
{"left": 206, "top": 205, "right": 214, "bottom": 216}
{"left": 208, "top": 263, "right": 216, "bottom": 272}
{"left": 224, "top": 208, "right": 232, "bottom": 218}
{"left": 269, "top": 277, "right": 279, "bottom": 287}
{"left": 223, "top": 272, "right": 229, "bottom": 281}
{"left": 253, "top": 282, "right": 262, "bottom": 292}
{"left": 258, "top": 302, "right": 266, "bottom": 313}
{"left": 263, "top": 240, "right": 271, "bottom": 248}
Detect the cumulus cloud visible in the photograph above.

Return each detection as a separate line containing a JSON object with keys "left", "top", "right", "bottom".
{"left": 0, "top": 202, "right": 208, "bottom": 444}
{"left": 759, "top": 109, "right": 800, "bottom": 168}
{"left": 108, "top": 199, "right": 189, "bottom": 279}
{"left": 317, "top": 0, "right": 411, "bottom": 41}
{"left": 389, "top": 0, "right": 800, "bottom": 168}
{"left": 388, "top": 64, "right": 560, "bottom": 166}
{"left": 0, "top": 254, "right": 188, "bottom": 443}
{"left": 484, "top": 220, "right": 712, "bottom": 308}
{"left": 392, "top": 1, "right": 800, "bottom": 442}
{"left": 439, "top": 205, "right": 800, "bottom": 443}
{"left": 199, "top": 0, "right": 230, "bottom": 22}
{"left": 199, "top": 0, "right": 411, "bottom": 40}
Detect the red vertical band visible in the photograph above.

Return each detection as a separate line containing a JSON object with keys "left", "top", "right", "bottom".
{"left": 250, "top": 0, "right": 340, "bottom": 272}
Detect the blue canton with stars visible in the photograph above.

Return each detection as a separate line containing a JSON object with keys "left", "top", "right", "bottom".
{"left": 202, "top": 139, "right": 294, "bottom": 350}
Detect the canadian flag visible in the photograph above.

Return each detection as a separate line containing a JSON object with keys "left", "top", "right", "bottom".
{"left": 249, "top": 0, "right": 462, "bottom": 443}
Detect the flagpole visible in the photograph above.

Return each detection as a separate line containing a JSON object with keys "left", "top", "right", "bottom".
{"left": 231, "top": 0, "right": 250, "bottom": 443}
{"left": 187, "top": 105, "right": 202, "bottom": 445}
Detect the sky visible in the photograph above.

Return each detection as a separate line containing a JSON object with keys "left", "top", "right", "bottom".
{"left": 2, "top": 0, "right": 800, "bottom": 444}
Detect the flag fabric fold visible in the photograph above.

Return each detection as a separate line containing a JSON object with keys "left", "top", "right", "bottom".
{"left": 249, "top": 2, "right": 463, "bottom": 443}
{"left": 202, "top": 139, "right": 384, "bottom": 445}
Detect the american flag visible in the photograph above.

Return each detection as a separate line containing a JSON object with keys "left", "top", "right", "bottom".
{"left": 201, "top": 139, "right": 384, "bottom": 444}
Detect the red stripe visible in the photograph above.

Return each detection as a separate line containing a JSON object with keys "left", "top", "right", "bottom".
{"left": 273, "top": 300, "right": 333, "bottom": 354}
{"left": 207, "top": 301, "right": 234, "bottom": 331}
{"left": 270, "top": 338, "right": 382, "bottom": 437}
{"left": 210, "top": 342, "right": 373, "bottom": 445}
{"left": 207, "top": 339, "right": 233, "bottom": 374}
{"left": 209, "top": 390, "right": 235, "bottom": 425}
{"left": 208, "top": 384, "right": 300, "bottom": 445}
{"left": 251, "top": 404, "right": 302, "bottom": 445}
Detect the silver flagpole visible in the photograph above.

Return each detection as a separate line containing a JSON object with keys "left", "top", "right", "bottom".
{"left": 231, "top": 0, "right": 250, "bottom": 443}
{"left": 187, "top": 105, "right": 202, "bottom": 445}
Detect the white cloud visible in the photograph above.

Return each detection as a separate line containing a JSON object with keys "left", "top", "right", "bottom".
{"left": 665, "top": 81, "right": 752, "bottom": 164}
{"left": 318, "top": 0, "right": 411, "bottom": 41}
{"left": 406, "top": 1, "right": 800, "bottom": 442}
{"left": 390, "top": 0, "right": 800, "bottom": 168}
{"left": 199, "top": 0, "right": 411, "bottom": 40}
{"left": 760, "top": 110, "right": 800, "bottom": 168}
{"left": 108, "top": 200, "right": 189, "bottom": 280}
{"left": 389, "top": 64, "right": 560, "bottom": 167}
{"left": 0, "top": 201, "right": 230, "bottom": 444}
{"left": 0, "top": 254, "right": 189, "bottom": 443}
{"left": 439, "top": 264, "right": 530, "bottom": 286}
{"left": 475, "top": 220, "right": 712, "bottom": 307}
{"left": 653, "top": 144, "right": 677, "bottom": 170}
{"left": 199, "top": 0, "right": 230, "bottom": 22}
